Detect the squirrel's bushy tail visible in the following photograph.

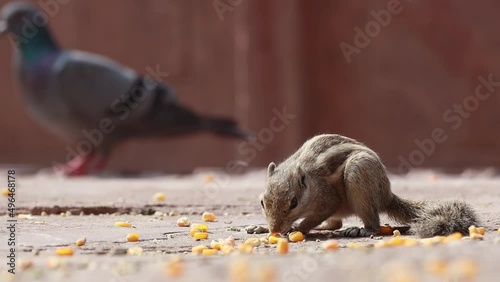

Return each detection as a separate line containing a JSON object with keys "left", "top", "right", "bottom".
{"left": 386, "top": 195, "right": 478, "bottom": 238}
{"left": 385, "top": 194, "right": 425, "bottom": 225}
{"left": 414, "top": 200, "right": 478, "bottom": 238}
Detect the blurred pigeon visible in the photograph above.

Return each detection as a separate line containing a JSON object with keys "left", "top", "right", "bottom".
{"left": 0, "top": 2, "right": 249, "bottom": 176}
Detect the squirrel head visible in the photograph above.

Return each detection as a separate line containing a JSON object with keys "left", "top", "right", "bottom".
{"left": 260, "top": 161, "right": 310, "bottom": 234}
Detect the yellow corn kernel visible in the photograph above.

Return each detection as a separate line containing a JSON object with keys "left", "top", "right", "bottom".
{"left": 202, "top": 212, "right": 216, "bottom": 222}
{"left": 75, "top": 237, "right": 86, "bottom": 247}
{"left": 402, "top": 238, "right": 419, "bottom": 247}
{"left": 468, "top": 225, "right": 479, "bottom": 236}
{"left": 229, "top": 259, "right": 249, "bottom": 282}
{"left": 224, "top": 236, "right": 236, "bottom": 247}
{"left": 194, "top": 232, "right": 209, "bottom": 240}
{"left": 420, "top": 236, "right": 445, "bottom": 246}
{"left": 443, "top": 232, "right": 463, "bottom": 243}
{"left": 267, "top": 232, "right": 280, "bottom": 238}
{"left": 245, "top": 238, "right": 260, "bottom": 247}
{"left": 378, "top": 225, "right": 393, "bottom": 236}
{"left": 153, "top": 192, "right": 166, "bottom": 202}
{"left": 191, "top": 224, "right": 208, "bottom": 232}
{"left": 450, "top": 259, "right": 478, "bottom": 280}
{"left": 322, "top": 240, "right": 339, "bottom": 251}
{"left": 192, "top": 245, "right": 208, "bottom": 254}
{"left": 210, "top": 240, "right": 222, "bottom": 250}
{"left": 425, "top": 259, "right": 448, "bottom": 277}
{"left": 470, "top": 233, "right": 483, "bottom": 240}
{"left": 115, "top": 221, "right": 132, "bottom": 228}
{"left": 55, "top": 247, "right": 74, "bottom": 256}
{"left": 268, "top": 236, "right": 280, "bottom": 244}
{"left": 276, "top": 239, "right": 288, "bottom": 254}
{"left": 202, "top": 249, "right": 218, "bottom": 256}
{"left": 221, "top": 244, "right": 234, "bottom": 255}
{"left": 190, "top": 228, "right": 202, "bottom": 237}
{"left": 289, "top": 231, "right": 305, "bottom": 242}
{"left": 476, "top": 227, "right": 485, "bottom": 235}
{"left": 126, "top": 233, "right": 140, "bottom": 242}
{"left": 127, "top": 247, "right": 143, "bottom": 255}
{"left": 1, "top": 188, "right": 10, "bottom": 197}
{"left": 385, "top": 237, "right": 406, "bottom": 247}
{"left": 203, "top": 175, "right": 214, "bottom": 183}
{"left": 176, "top": 217, "right": 191, "bottom": 227}
{"left": 498, "top": 227, "right": 500, "bottom": 234}
{"left": 393, "top": 230, "right": 401, "bottom": 237}
{"left": 165, "top": 256, "right": 183, "bottom": 277}
{"left": 238, "top": 243, "right": 255, "bottom": 254}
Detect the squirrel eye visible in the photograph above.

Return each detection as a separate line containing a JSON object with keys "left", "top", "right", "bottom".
{"left": 290, "top": 197, "right": 298, "bottom": 210}
{"left": 260, "top": 200, "right": 265, "bottom": 209}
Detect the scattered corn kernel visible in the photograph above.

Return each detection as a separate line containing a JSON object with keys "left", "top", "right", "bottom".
{"left": 276, "top": 239, "right": 288, "bottom": 254}
{"left": 165, "top": 256, "right": 183, "bottom": 277}
{"left": 393, "top": 230, "right": 401, "bottom": 237}
{"left": 223, "top": 236, "right": 235, "bottom": 247}
{"left": 191, "top": 224, "right": 208, "bottom": 232}
{"left": 203, "top": 175, "right": 214, "bottom": 183}
{"left": 245, "top": 238, "right": 260, "bottom": 247}
{"left": 498, "top": 227, "right": 500, "bottom": 234}
{"left": 238, "top": 243, "right": 255, "bottom": 254}
{"left": 126, "top": 233, "right": 140, "bottom": 242}
{"left": 194, "top": 232, "right": 209, "bottom": 240}
{"left": 153, "top": 192, "right": 166, "bottom": 202}
{"left": 420, "top": 236, "right": 445, "bottom": 246}
{"left": 1, "top": 188, "right": 10, "bottom": 197}
{"left": 267, "top": 232, "right": 280, "bottom": 238}
{"left": 210, "top": 240, "right": 222, "bottom": 250}
{"left": 127, "top": 247, "right": 143, "bottom": 255}
{"left": 378, "top": 225, "right": 393, "bottom": 235}
{"left": 288, "top": 231, "right": 304, "bottom": 242}
{"left": 322, "top": 240, "right": 339, "bottom": 251}
{"left": 221, "top": 244, "right": 234, "bottom": 255}
{"left": 190, "top": 228, "right": 202, "bottom": 237}
{"left": 268, "top": 236, "right": 280, "bottom": 244}
{"left": 468, "top": 225, "right": 479, "bottom": 236}
{"left": 476, "top": 227, "right": 485, "bottom": 235}
{"left": 450, "top": 259, "right": 478, "bottom": 280}
{"left": 55, "top": 247, "right": 74, "bottom": 256}
{"left": 443, "top": 232, "right": 463, "bottom": 243}
{"left": 403, "top": 238, "right": 419, "bottom": 247}
{"left": 470, "top": 233, "right": 484, "bottom": 240}
{"left": 176, "top": 217, "right": 191, "bottom": 227}
{"left": 202, "top": 212, "right": 216, "bottom": 222}
{"left": 115, "top": 221, "right": 132, "bottom": 228}
{"left": 192, "top": 245, "right": 208, "bottom": 254}
{"left": 75, "top": 237, "right": 86, "bottom": 246}
{"left": 202, "top": 249, "right": 218, "bottom": 256}
{"left": 385, "top": 237, "right": 406, "bottom": 247}
{"left": 425, "top": 259, "right": 448, "bottom": 277}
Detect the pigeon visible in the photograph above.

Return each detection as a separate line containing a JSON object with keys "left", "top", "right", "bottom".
{"left": 0, "top": 2, "right": 249, "bottom": 176}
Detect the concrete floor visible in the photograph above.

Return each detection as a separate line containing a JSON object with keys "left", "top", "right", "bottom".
{"left": 0, "top": 169, "right": 499, "bottom": 282}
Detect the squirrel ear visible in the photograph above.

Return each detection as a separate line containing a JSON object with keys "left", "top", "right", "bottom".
{"left": 298, "top": 166, "right": 307, "bottom": 188}
{"left": 267, "top": 162, "right": 276, "bottom": 176}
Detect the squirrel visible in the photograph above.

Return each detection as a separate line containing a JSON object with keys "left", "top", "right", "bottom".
{"left": 259, "top": 134, "right": 478, "bottom": 238}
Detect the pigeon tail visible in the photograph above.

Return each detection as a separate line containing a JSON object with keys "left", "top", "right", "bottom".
{"left": 201, "top": 116, "right": 250, "bottom": 139}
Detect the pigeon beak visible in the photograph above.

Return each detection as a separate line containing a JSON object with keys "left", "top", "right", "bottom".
{"left": 0, "top": 21, "right": 7, "bottom": 36}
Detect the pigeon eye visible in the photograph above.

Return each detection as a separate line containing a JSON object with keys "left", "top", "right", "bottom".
{"left": 290, "top": 197, "right": 298, "bottom": 210}
{"left": 260, "top": 200, "right": 265, "bottom": 209}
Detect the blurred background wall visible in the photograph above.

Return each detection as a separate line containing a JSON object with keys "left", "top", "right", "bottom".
{"left": 1, "top": 0, "right": 500, "bottom": 173}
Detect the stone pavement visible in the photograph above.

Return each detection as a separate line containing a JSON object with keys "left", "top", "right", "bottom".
{"left": 0, "top": 169, "right": 499, "bottom": 282}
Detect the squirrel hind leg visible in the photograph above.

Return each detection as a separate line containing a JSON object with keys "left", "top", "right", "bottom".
{"left": 316, "top": 217, "right": 343, "bottom": 230}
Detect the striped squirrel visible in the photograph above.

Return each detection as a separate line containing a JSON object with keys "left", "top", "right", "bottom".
{"left": 260, "top": 134, "right": 478, "bottom": 237}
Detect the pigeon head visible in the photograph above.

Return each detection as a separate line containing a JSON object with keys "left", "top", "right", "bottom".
{"left": 0, "top": 2, "right": 58, "bottom": 58}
